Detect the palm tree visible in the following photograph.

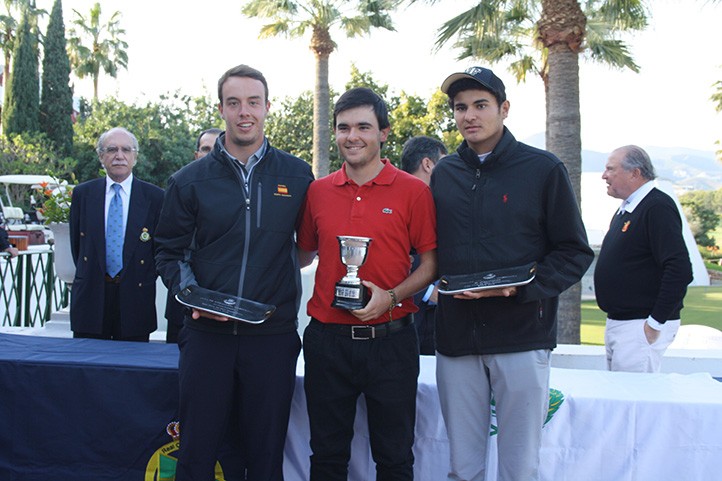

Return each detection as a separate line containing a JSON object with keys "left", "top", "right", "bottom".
{"left": 243, "top": 0, "right": 402, "bottom": 178}
{"left": 417, "top": 0, "right": 649, "bottom": 343}
{"left": 537, "top": 0, "right": 588, "bottom": 345}
{"left": 67, "top": 2, "right": 128, "bottom": 100}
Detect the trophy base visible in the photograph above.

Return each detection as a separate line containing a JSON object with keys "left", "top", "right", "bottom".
{"left": 332, "top": 282, "right": 369, "bottom": 310}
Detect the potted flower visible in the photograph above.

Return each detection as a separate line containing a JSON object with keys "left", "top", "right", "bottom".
{"left": 36, "top": 178, "right": 74, "bottom": 224}
{"left": 36, "top": 176, "right": 76, "bottom": 285}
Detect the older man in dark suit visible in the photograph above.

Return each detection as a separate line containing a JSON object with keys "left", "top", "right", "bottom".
{"left": 69, "top": 127, "right": 164, "bottom": 341}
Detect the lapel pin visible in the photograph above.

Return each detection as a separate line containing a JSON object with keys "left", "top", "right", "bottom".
{"left": 140, "top": 228, "right": 151, "bottom": 242}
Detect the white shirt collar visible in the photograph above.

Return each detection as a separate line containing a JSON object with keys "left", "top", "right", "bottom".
{"left": 621, "top": 180, "right": 655, "bottom": 214}
{"left": 105, "top": 173, "right": 133, "bottom": 194}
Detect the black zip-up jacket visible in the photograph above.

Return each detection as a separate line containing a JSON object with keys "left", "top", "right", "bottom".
{"left": 154, "top": 136, "right": 313, "bottom": 335}
{"left": 430, "top": 128, "right": 593, "bottom": 355}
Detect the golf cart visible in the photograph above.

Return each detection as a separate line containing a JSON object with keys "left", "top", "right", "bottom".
{"left": 0, "top": 174, "right": 67, "bottom": 246}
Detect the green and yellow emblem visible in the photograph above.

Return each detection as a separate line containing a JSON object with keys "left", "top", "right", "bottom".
{"left": 145, "top": 422, "right": 226, "bottom": 481}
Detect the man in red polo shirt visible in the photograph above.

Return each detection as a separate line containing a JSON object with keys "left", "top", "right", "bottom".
{"left": 298, "top": 87, "right": 437, "bottom": 481}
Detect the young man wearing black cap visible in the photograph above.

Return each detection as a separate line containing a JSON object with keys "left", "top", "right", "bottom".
{"left": 431, "top": 67, "right": 593, "bottom": 481}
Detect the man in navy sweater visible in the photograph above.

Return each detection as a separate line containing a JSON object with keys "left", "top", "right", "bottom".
{"left": 594, "top": 145, "right": 693, "bottom": 373}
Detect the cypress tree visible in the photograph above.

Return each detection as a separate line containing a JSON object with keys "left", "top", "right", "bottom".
{"left": 40, "top": 0, "right": 74, "bottom": 156}
{"left": 2, "top": 9, "right": 40, "bottom": 136}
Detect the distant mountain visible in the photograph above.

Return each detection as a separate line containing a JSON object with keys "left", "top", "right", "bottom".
{"left": 521, "top": 133, "right": 722, "bottom": 192}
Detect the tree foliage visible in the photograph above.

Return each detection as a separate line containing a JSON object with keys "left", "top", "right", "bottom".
{"left": 0, "top": 1, "right": 21, "bottom": 90}
{"left": 0, "top": 132, "right": 76, "bottom": 209}
{"left": 712, "top": 77, "right": 722, "bottom": 161}
{"left": 266, "top": 90, "right": 335, "bottom": 170}
{"left": 0, "top": 0, "right": 45, "bottom": 104}
{"left": 72, "top": 93, "right": 217, "bottom": 188}
{"left": 67, "top": 2, "right": 128, "bottom": 100}
{"left": 680, "top": 189, "right": 722, "bottom": 248}
{"left": 421, "top": 0, "right": 646, "bottom": 84}
{"left": 2, "top": 7, "right": 39, "bottom": 136}
{"left": 40, "top": 0, "right": 74, "bottom": 157}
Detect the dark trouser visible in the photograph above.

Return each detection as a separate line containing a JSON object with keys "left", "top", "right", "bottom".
{"left": 303, "top": 319, "right": 419, "bottom": 481}
{"left": 413, "top": 304, "right": 436, "bottom": 356}
{"left": 73, "top": 278, "right": 149, "bottom": 342}
{"left": 165, "top": 291, "right": 186, "bottom": 344}
{"left": 175, "top": 327, "right": 301, "bottom": 481}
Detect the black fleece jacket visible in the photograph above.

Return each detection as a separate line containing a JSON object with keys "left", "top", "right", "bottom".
{"left": 155, "top": 136, "right": 313, "bottom": 335}
{"left": 431, "top": 128, "right": 593, "bottom": 355}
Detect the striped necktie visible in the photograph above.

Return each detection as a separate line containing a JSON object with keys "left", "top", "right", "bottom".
{"left": 106, "top": 183, "right": 124, "bottom": 277}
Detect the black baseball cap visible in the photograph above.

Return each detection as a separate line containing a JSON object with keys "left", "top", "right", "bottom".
{"left": 440, "top": 66, "right": 506, "bottom": 102}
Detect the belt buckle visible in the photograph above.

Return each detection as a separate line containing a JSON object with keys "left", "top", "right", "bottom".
{"left": 351, "top": 325, "right": 375, "bottom": 340}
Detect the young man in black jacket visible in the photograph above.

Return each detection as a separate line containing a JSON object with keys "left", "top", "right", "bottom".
{"left": 155, "top": 64, "right": 313, "bottom": 481}
{"left": 431, "top": 66, "right": 593, "bottom": 481}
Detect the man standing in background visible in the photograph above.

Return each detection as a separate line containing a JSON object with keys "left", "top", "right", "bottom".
{"left": 164, "top": 127, "right": 223, "bottom": 344}
{"left": 595, "top": 145, "right": 693, "bottom": 373}
{"left": 69, "top": 127, "right": 164, "bottom": 341}
{"left": 194, "top": 128, "right": 223, "bottom": 160}
{"left": 400, "top": 135, "right": 447, "bottom": 355}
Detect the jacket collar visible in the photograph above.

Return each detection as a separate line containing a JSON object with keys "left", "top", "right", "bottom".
{"left": 214, "top": 132, "right": 269, "bottom": 171}
{"left": 457, "top": 126, "right": 517, "bottom": 169}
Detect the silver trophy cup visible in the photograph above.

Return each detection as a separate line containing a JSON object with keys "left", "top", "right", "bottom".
{"left": 332, "top": 235, "right": 372, "bottom": 310}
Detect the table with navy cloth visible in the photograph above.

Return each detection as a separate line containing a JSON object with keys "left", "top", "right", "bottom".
{"left": 1, "top": 332, "right": 721, "bottom": 481}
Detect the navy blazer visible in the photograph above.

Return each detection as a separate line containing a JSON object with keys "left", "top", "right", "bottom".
{"left": 69, "top": 177, "right": 164, "bottom": 337}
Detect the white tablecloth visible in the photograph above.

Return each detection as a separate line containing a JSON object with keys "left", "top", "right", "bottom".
{"left": 284, "top": 356, "right": 722, "bottom": 481}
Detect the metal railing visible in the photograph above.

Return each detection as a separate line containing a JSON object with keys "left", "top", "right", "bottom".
{"left": 0, "top": 247, "right": 68, "bottom": 327}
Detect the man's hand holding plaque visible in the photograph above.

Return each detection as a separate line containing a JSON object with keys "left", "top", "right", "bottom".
{"left": 438, "top": 262, "right": 536, "bottom": 298}
{"left": 175, "top": 285, "right": 276, "bottom": 324}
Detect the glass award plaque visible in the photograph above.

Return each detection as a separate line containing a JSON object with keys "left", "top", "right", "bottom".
{"left": 438, "top": 262, "right": 537, "bottom": 295}
{"left": 175, "top": 285, "right": 275, "bottom": 324}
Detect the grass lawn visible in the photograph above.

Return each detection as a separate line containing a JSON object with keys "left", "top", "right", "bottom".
{"left": 581, "top": 285, "right": 722, "bottom": 345}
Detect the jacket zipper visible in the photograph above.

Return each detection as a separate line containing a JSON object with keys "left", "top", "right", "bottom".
{"left": 473, "top": 168, "right": 481, "bottom": 272}
{"left": 227, "top": 156, "right": 254, "bottom": 336}
{"left": 256, "top": 183, "right": 263, "bottom": 229}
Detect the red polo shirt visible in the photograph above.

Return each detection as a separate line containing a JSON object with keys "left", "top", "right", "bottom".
{"left": 298, "top": 159, "right": 436, "bottom": 325}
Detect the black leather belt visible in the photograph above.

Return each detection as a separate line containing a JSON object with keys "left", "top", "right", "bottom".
{"left": 310, "top": 316, "right": 412, "bottom": 340}
{"left": 104, "top": 274, "right": 121, "bottom": 284}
